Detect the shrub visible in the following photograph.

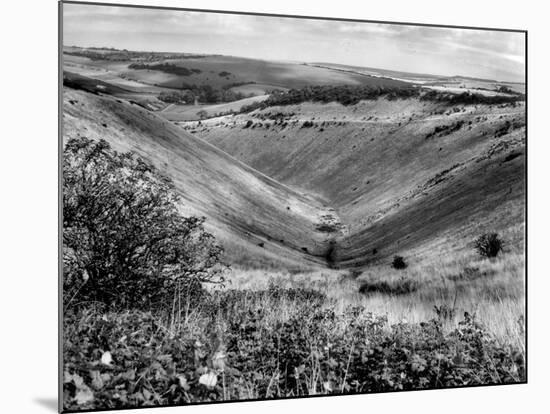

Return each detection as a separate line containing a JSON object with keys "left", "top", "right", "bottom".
{"left": 392, "top": 255, "right": 407, "bottom": 269}
{"left": 63, "top": 309, "right": 218, "bottom": 410}
{"left": 359, "top": 277, "right": 418, "bottom": 295}
{"left": 158, "top": 90, "right": 194, "bottom": 104}
{"left": 63, "top": 289, "right": 524, "bottom": 410}
{"left": 425, "top": 121, "right": 465, "bottom": 139}
{"left": 474, "top": 233, "right": 504, "bottom": 258}
{"left": 63, "top": 137, "right": 224, "bottom": 310}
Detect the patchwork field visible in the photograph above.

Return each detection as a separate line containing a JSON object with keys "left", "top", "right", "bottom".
{"left": 63, "top": 47, "right": 409, "bottom": 99}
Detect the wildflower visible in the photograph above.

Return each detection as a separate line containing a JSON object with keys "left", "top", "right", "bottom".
{"left": 199, "top": 371, "right": 218, "bottom": 388}
{"left": 100, "top": 351, "right": 113, "bottom": 366}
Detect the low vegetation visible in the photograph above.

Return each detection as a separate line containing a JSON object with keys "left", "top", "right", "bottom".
{"left": 392, "top": 255, "right": 408, "bottom": 270}
{"left": 359, "top": 277, "right": 417, "bottom": 295}
{"left": 425, "top": 121, "right": 465, "bottom": 139}
{"left": 64, "top": 284, "right": 524, "bottom": 410}
{"left": 475, "top": 233, "right": 504, "bottom": 258}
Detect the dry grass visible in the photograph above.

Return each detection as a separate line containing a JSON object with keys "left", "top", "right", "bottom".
{"left": 223, "top": 249, "right": 525, "bottom": 351}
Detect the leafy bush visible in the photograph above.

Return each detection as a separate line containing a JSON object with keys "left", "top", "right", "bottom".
{"left": 392, "top": 255, "right": 407, "bottom": 269}
{"left": 63, "top": 288, "right": 525, "bottom": 410}
{"left": 63, "top": 309, "right": 218, "bottom": 410}
{"left": 359, "top": 277, "right": 418, "bottom": 295}
{"left": 63, "top": 137, "right": 224, "bottom": 310}
{"left": 474, "top": 233, "right": 504, "bottom": 258}
{"left": 425, "top": 121, "right": 465, "bottom": 139}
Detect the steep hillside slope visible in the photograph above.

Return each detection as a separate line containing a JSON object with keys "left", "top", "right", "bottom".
{"left": 158, "top": 95, "right": 270, "bottom": 122}
{"left": 184, "top": 98, "right": 525, "bottom": 265}
{"left": 63, "top": 88, "right": 341, "bottom": 269}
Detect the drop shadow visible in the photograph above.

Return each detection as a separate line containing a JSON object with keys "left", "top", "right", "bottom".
{"left": 34, "top": 397, "right": 58, "bottom": 412}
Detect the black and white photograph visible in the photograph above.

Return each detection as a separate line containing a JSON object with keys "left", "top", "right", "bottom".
{"left": 60, "top": 1, "right": 526, "bottom": 412}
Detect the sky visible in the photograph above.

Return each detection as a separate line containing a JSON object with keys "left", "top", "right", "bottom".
{"left": 63, "top": 3, "right": 526, "bottom": 82}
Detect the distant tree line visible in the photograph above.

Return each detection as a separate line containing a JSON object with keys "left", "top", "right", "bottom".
{"left": 239, "top": 85, "right": 525, "bottom": 112}
{"left": 64, "top": 48, "right": 208, "bottom": 62}
{"left": 158, "top": 84, "right": 248, "bottom": 104}
{"left": 419, "top": 89, "right": 525, "bottom": 105}
{"left": 129, "top": 62, "right": 203, "bottom": 77}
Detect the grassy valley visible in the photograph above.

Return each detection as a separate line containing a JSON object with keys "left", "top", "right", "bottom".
{"left": 62, "top": 46, "right": 526, "bottom": 410}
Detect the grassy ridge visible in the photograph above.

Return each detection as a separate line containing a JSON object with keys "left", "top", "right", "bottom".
{"left": 63, "top": 88, "right": 334, "bottom": 268}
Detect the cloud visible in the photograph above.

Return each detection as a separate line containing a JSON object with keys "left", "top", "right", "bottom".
{"left": 63, "top": 3, "right": 525, "bottom": 82}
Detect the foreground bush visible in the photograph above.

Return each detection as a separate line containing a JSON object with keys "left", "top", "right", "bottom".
{"left": 474, "top": 233, "right": 504, "bottom": 258}
{"left": 63, "top": 137, "right": 224, "bottom": 310}
{"left": 63, "top": 286, "right": 525, "bottom": 410}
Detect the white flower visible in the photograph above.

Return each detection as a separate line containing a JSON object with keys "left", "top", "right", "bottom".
{"left": 199, "top": 371, "right": 218, "bottom": 388}
{"left": 100, "top": 351, "right": 113, "bottom": 366}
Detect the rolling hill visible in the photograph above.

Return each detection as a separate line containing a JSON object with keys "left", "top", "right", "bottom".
{"left": 184, "top": 97, "right": 525, "bottom": 266}
{"left": 63, "top": 47, "right": 409, "bottom": 98}
{"left": 63, "top": 88, "right": 342, "bottom": 270}
{"left": 62, "top": 51, "right": 525, "bottom": 270}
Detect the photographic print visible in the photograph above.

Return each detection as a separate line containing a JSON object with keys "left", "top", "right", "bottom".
{"left": 60, "top": 1, "right": 526, "bottom": 412}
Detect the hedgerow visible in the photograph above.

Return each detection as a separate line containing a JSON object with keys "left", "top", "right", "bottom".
{"left": 474, "top": 233, "right": 504, "bottom": 258}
